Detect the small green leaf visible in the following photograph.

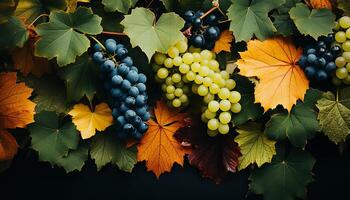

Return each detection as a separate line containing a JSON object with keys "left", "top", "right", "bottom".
{"left": 249, "top": 146, "right": 315, "bottom": 200}
{"left": 56, "top": 143, "right": 88, "bottom": 173}
{"left": 59, "top": 53, "right": 99, "bottom": 103}
{"left": 29, "top": 111, "right": 80, "bottom": 163}
{"left": 0, "top": 16, "right": 29, "bottom": 50}
{"left": 235, "top": 122, "right": 276, "bottom": 170}
{"left": 35, "top": 7, "right": 102, "bottom": 66}
{"left": 16, "top": 0, "right": 67, "bottom": 23}
{"left": 227, "top": 0, "right": 285, "bottom": 42}
{"left": 90, "top": 132, "right": 137, "bottom": 172}
{"left": 232, "top": 75, "right": 263, "bottom": 126}
{"left": 316, "top": 88, "right": 350, "bottom": 144}
{"left": 121, "top": 7, "right": 185, "bottom": 61}
{"left": 289, "top": 3, "right": 335, "bottom": 39}
{"left": 0, "top": 0, "right": 18, "bottom": 24}
{"left": 102, "top": 0, "right": 138, "bottom": 13}
{"left": 265, "top": 89, "right": 322, "bottom": 147}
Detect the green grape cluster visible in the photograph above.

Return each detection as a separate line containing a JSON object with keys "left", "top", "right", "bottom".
{"left": 333, "top": 16, "right": 350, "bottom": 85}
{"left": 152, "top": 40, "right": 242, "bottom": 136}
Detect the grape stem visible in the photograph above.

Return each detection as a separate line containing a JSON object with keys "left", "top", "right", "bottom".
{"left": 218, "top": 19, "right": 231, "bottom": 24}
{"left": 102, "top": 31, "right": 127, "bottom": 36}
{"left": 28, "top": 13, "right": 49, "bottom": 27}
{"left": 146, "top": 0, "right": 154, "bottom": 8}
{"left": 89, "top": 35, "right": 106, "bottom": 51}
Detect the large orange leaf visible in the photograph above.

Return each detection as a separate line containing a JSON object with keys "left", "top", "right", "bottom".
{"left": 12, "top": 37, "right": 51, "bottom": 77}
{"left": 308, "top": 0, "right": 332, "bottom": 9}
{"left": 213, "top": 30, "right": 234, "bottom": 53}
{"left": 0, "top": 129, "right": 19, "bottom": 161}
{"left": 0, "top": 72, "right": 36, "bottom": 129}
{"left": 236, "top": 37, "right": 309, "bottom": 112}
{"left": 137, "top": 101, "right": 189, "bottom": 178}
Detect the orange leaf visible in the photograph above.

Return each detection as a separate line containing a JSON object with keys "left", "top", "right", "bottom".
{"left": 12, "top": 37, "right": 51, "bottom": 77}
{"left": 0, "top": 129, "right": 19, "bottom": 161}
{"left": 137, "top": 101, "right": 189, "bottom": 178}
{"left": 308, "top": 0, "right": 332, "bottom": 9}
{"left": 0, "top": 72, "right": 36, "bottom": 129}
{"left": 236, "top": 37, "right": 309, "bottom": 112}
{"left": 213, "top": 30, "right": 234, "bottom": 53}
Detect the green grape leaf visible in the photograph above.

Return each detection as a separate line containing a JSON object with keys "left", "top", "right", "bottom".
{"left": 121, "top": 7, "right": 185, "bottom": 61}
{"left": 92, "top": 2, "right": 124, "bottom": 32}
{"left": 59, "top": 53, "right": 99, "bottom": 103}
{"left": 160, "top": 0, "right": 203, "bottom": 11}
{"left": 35, "top": 7, "right": 102, "bottom": 66}
{"left": 29, "top": 111, "right": 80, "bottom": 163}
{"left": 15, "top": 0, "right": 67, "bottom": 23}
{"left": 289, "top": 3, "right": 335, "bottom": 39}
{"left": 0, "top": 0, "right": 18, "bottom": 24}
{"left": 338, "top": 0, "right": 350, "bottom": 16}
{"left": 232, "top": 75, "right": 263, "bottom": 126}
{"left": 90, "top": 132, "right": 137, "bottom": 172}
{"left": 265, "top": 89, "right": 322, "bottom": 147}
{"left": 23, "top": 75, "right": 69, "bottom": 114}
{"left": 316, "top": 88, "right": 350, "bottom": 144}
{"left": 102, "top": 0, "right": 138, "bottom": 13}
{"left": 227, "top": 0, "right": 285, "bottom": 42}
{"left": 272, "top": 14, "right": 297, "bottom": 36}
{"left": 235, "top": 122, "right": 276, "bottom": 170}
{"left": 249, "top": 146, "right": 315, "bottom": 200}
{"left": 56, "top": 144, "right": 88, "bottom": 173}
{"left": 0, "top": 16, "right": 28, "bottom": 50}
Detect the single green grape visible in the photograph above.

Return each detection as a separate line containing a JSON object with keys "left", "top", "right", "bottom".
{"left": 199, "top": 66, "right": 210, "bottom": 77}
{"left": 157, "top": 68, "right": 169, "bottom": 79}
{"left": 164, "top": 58, "right": 174, "bottom": 68}
{"left": 208, "top": 100, "right": 220, "bottom": 112}
{"left": 220, "top": 100, "right": 231, "bottom": 111}
{"left": 194, "top": 75, "right": 203, "bottom": 84}
{"left": 218, "top": 123, "right": 229, "bottom": 134}
{"left": 336, "top": 68, "right": 348, "bottom": 79}
{"left": 209, "top": 84, "right": 220, "bottom": 94}
{"left": 207, "top": 118, "right": 219, "bottom": 130}
{"left": 179, "top": 94, "right": 188, "bottom": 103}
{"left": 172, "top": 73, "right": 182, "bottom": 83}
{"left": 186, "top": 71, "right": 196, "bottom": 81}
{"left": 174, "top": 88, "right": 183, "bottom": 97}
{"left": 343, "top": 52, "right": 350, "bottom": 62}
{"left": 173, "top": 56, "right": 183, "bottom": 66}
{"left": 343, "top": 41, "right": 350, "bottom": 52}
{"left": 336, "top": 57, "right": 346, "bottom": 68}
{"left": 203, "top": 77, "right": 213, "bottom": 87}
{"left": 229, "top": 91, "right": 241, "bottom": 103}
{"left": 182, "top": 53, "right": 194, "bottom": 64}
{"left": 335, "top": 31, "right": 347, "bottom": 43}
{"left": 225, "top": 79, "right": 236, "bottom": 90}
{"left": 175, "top": 40, "right": 188, "bottom": 53}
{"left": 166, "top": 85, "right": 175, "bottom": 93}
{"left": 231, "top": 103, "right": 242, "bottom": 113}
{"left": 218, "top": 88, "right": 230, "bottom": 100}
{"left": 192, "top": 53, "right": 201, "bottom": 63}
{"left": 172, "top": 98, "right": 182, "bottom": 107}
{"left": 165, "top": 77, "right": 173, "bottom": 85}
{"left": 200, "top": 50, "right": 213, "bottom": 60}
{"left": 154, "top": 53, "right": 166, "bottom": 65}
{"left": 197, "top": 85, "right": 209, "bottom": 96}
{"left": 219, "top": 112, "right": 231, "bottom": 124}
{"left": 167, "top": 46, "right": 179, "bottom": 58}
{"left": 339, "top": 16, "right": 350, "bottom": 29}
{"left": 191, "top": 62, "right": 201, "bottom": 72}
{"left": 203, "top": 93, "right": 215, "bottom": 104}
{"left": 166, "top": 93, "right": 175, "bottom": 100}
{"left": 204, "top": 109, "right": 216, "bottom": 119}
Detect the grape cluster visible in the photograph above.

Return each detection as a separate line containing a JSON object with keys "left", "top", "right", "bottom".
{"left": 183, "top": 10, "right": 221, "bottom": 50}
{"left": 333, "top": 16, "right": 350, "bottom": 85}
{"left": 92, "top": 39, "right": 150, "bottom": 140}
{"left": 298, "top": 34, "right": 340, "bottom": 82}
{"left": 153, "top": 40, "right": 242, "bottom": 136}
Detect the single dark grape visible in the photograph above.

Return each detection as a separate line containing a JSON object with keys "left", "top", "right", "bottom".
{"left": 125, "top": 110, "right": 137, "bottom": 121}
{"left": 121, "top": 79, "right": 131, "bottom": 91}
{"left": 323, "top": 52, "right": 333, "bottom": 62}
{"left": 116, "top": 116, "right": 126, "bottom": 126}
{"left": 184, "top": 10, "right": 195, "bottom": 21}
{"left": 298, "top": 55, "right": 308, "bottom": 68}
{"left": 331, "top": 45, "right": 342, "bottom": 56}
{"left": 125, "top": 96, "right": 136, "bottom": 107}
{"left": 307, "top": 54, "right": 317, "bottom": 63}
{"left": 136, "top": 95, "right": 146, "bottom": 106}
{"left": 92, "top": 52, "right": 105, "bottom": 64}
{"left": 317, "top": 70, "right": 328, "bottom": 81}
{"left": 138, "top": 73, "right": 147, "bottom": 83}
{"left": 307, "top": 48, "right": 316, "bottom": 55}
{"left": 192, "top": 17, "right": 202, "bottom": 28}
{"left": 317, "top": 57, "right": 326, "bottom": 67}
{"left": 126, "top": 70, "right": 139, "bottom": 83}
{"left": 122, "top": 56, "right": 133, "bottom": 67}
{"left": 305, "top": 66, "right": 316, "bottom": 78}
{"left": 129, "top": 86, "right": 140, "bottom": 97}
{"left": 116, "top": 47, "right": 128, "bottom": 59}
{"left": 317, "top": 47, "right": 326, "bottom": 55}
{"left": 192, "top": 34, "right": 205, "bottom": 48}
{"left": 325, "top": 62, "right": 336, "bottom": 72}
{"left": 111, "top": 75, "right": 123, "bottom": 86}
{"left": 205, "top": 26, "right": 220, "bottom": 40}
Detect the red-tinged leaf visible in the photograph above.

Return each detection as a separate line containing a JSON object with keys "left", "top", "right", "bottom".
{"left": 0, "top": 129, "right": 19, "bottom": 161}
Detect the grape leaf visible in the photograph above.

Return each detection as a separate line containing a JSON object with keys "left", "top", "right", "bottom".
{"left": 56, "top": 143, "right": 88, "bottom": 173}
{"left": 316, "top": 88, "right": 350, "bottom": 144}
{"left": 22, "top": 75, "right": 69, "bottom": 114}
{"left": 66, "top": 0, "right": 90, "bottom": 12}
{"left": 0, "top": 16, "right": 29, "bottom": 50}
{"left": 175, "top": 120, "right": 241, "bottom": 183}
{"left": 121, "top": 7, "right": 185, "bottom": 61}
{"left": 289, "top": 3, "right": 335, "bottom": 39}
{"left": 213, "top": 30, "right": 234, "bottom": 53}
{"left": 102, "top": 0, "right": 138, "bottom": 13}
{"left": 137, "top": 101, "right": 188, "bottom": 178}
{"left": 249, "top": 146, "right": 315, "bottom": 200}
{"left": 29, "top": 111, "right": 80, "bottom": 163}
{"left": 68, "top": 103, "right": 113, "bottom": 139}
{"left": 0, "top": 0, "right": 18, "bottom": 24}
{"left": 92, "top": 2, "right": 124, "bottom": 32}
{"left": 308, "top": 0, "right": 332, "bottom": 9}
{"left": 35, "top": 7, "right": 102, "bottom": 66}
{"left": 59, "top": 53, "right": 99, "bottom": 102}
{"left": 15, "top": 0, "right": 67, "bottom": 23}
{"left": 235, "top": 122, "right": 276, "bottom": 170}
{"left": 265, "top": 89, "right": 322, "bottom": 147}
{"left": 91, "top": 132, "right": 137, "bottom": 172}
{"left": 236, "top": 37, "right": 309, "bottom": 112}
{"left": 232, "top": 75, "right": 263, "bottom": 126}
{"left": 338, "top": 0, "right": 350, "bottom": 15}
{"left": 272, "top": 0, "right": 301, "bottom": 37}
{"left": 227, "top": 0, "right": 285, "bottom": 42}
{"left": 160, "top": 0, "right": 203, "bottom": 11}
{"left": 0, "top": 129, "right": 19, "bottom": 161}
{"left": 12, "top": 37, "right": 51, "bottom": 77}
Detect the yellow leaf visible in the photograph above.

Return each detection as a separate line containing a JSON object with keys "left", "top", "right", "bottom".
{"left": 213, "top": 30, "right": 234, "bottom": 53}
{"left": 137, "top": 101, "right": 189, "bottom": 178}
{"left": 308, "top": 0, "right": 332, "bottom": 9}
{"left": 68, "top": 103, "right": 113, "bottom": 139}
{"left": 236, "top": 37, "right": 309, "bottom": 112}
{"left": 66, "top": 0, "right": 90, "bottom": 12}
{"left": 235, "top": 122, "right": 276, "bottom": 170}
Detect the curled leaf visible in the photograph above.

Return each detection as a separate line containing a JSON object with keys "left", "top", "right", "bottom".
{"left": 213, "top": 30, "right": 234, "bottom": 53}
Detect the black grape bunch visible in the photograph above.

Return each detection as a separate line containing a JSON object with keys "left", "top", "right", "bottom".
{"left": 298, "top": 34, "right": 341, "bottom": 83}
{"left": 92, "top": 39, "right": 150, "bottom": 140}
{"left": 183, "top": 10, "right": 221, "bottom": 50}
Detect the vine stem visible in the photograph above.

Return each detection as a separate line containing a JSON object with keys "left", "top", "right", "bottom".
{"left": 146, "top": 0, "right": 154, "bottom": 8}
{"left": 102, "top": 31, "right": 127, "bottom": 36}
{"left": 28, "top": 14, "right": 49, "bottom": 27}
{"left": 218, "top": 19, "right": 231, "bottom": 24}
{"left": 89, "top": 35, "right": 106, "bottom": 51}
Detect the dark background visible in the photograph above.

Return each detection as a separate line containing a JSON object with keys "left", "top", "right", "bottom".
{"left": 0, "top": 134, "right": 349, "bottom": 200}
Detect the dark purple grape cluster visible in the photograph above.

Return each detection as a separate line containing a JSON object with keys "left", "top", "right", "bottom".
{"left": 183, "top": 10, "right": 221, "bottom": 50}
{"left": 298, "top": 34, "right": 342, "bottom": 82}
{"left": 92, "top": 39, "right": 150, "bottom": 140}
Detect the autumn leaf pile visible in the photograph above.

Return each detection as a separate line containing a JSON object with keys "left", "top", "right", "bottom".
{"left": 0, "top": 0, "right": 349, "bottom": 200}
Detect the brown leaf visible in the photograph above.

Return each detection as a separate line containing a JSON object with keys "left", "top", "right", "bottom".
{"left": 0, "top": 129, "right": 18, "bottom": 161}
{"left": 213, "top": 30, "right": 234, "bottom": 53}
